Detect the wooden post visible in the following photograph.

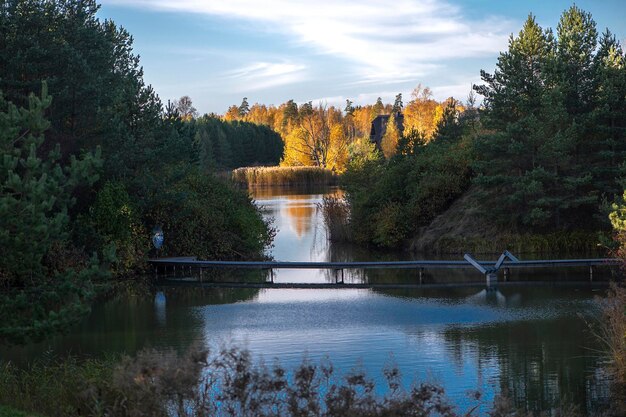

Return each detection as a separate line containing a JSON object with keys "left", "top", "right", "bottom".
{"left": 419, "top": 268, "right": 424, "bottom": 284}
{"left": 199, "top": 267, "right": 203, "bottom": 283}
{"left": 589, "top": 265, "right": 594, "bottom": 282}
{"left": 504, "top": 268, "right": 509, "bottom": 282}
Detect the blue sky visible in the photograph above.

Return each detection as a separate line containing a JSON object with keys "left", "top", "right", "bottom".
{"left": 98, "top": 0, "right": 626, "bottom": 114}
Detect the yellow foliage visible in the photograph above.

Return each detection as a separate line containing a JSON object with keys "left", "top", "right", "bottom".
{"left": 281, "top": 127, "right": 313, "bottom": 167}
{"left": 404, "top": 97, "right": 439, "bottom": 140}
{"left": 223, "top": 105, "right": 240, "bottom": 121}
{"left": 381, "top": 114, "right": 400, "bottom": 158}
{"left": 327, "top": 124, "right": 349, "bottom": 173}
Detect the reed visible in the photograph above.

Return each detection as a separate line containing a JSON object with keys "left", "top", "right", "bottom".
{"left": 320, "top": 196, "right": 352, "bottom": 242}
{"left": 599, "top": 283, "right": 626, "bottom": 414}
{"left": 232, "top": 166, "right": 338, "bottom": 187}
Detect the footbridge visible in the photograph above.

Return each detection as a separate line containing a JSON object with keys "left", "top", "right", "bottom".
{"left": 148, "top": 251, "right": 621, "bottom": 289}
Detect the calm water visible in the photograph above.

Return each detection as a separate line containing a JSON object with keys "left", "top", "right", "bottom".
{"left": 3, "top": 185, "right": 613, "bottom": 413}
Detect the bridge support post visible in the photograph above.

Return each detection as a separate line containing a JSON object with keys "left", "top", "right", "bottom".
{"left": 504, "top": 267, "right": 509, "bottom": 282}
{"left": 419, "top": 268, "right": 424, "bottom": 284}
{"left": 589, "top": 265, "right": 594, "bottom": 282}
{"left": 486, "top": 272, "right": 498, "bottom": 288}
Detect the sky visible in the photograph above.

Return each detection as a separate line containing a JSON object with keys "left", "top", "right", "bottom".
{"left": 97, "top": 0, "right": 626, "bottom": 115}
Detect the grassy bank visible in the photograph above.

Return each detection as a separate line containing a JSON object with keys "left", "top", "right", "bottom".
{"left": 232, "top": 166, "right": 338, "bottom": 187}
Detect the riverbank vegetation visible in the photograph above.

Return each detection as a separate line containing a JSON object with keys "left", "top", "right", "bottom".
{"left": 322, "top": 7, "right": 626, "bottom": 254}
{"left": 0, "top": 0, "right": 274, "bottom": 344}
{"left": 232, "top": 166, "right": 338, "bottom": 187}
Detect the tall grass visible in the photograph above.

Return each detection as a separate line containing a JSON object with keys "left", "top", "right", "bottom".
{"left": 320, "top": 196, "right": 352, "bottom": 242}
{"left": 232, "top": 166, "right": 338, "bottom": 187}
{"left": 598, "top": 283, "right": 626, "bottom": 415}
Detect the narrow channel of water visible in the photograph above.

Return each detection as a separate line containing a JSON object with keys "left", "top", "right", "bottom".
{"left": 2, "top": 184, "right": 613, "bottom": 414}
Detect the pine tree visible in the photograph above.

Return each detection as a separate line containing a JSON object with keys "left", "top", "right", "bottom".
{"left": 392, "top": 93, "right": 403, "bottom": 113}
{"left": 0, "top": 84, "right": 105, "bottom": 344}
{"left": 238, "top": 97, "right": 250, "bottom": 117}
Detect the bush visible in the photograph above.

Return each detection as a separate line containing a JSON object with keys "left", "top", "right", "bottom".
{"left": 146, "top": 168, "right": 274, "bottom": 261}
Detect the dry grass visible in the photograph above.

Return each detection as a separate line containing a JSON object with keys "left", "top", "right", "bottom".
{"left": 596, "top": 283, "right": 626, "bottom": 415}
{"left": 320, "top": 196, "right": 351, "bottom": 242}
{"left": 232, "top": 166, "right": 338, "bottom": 187}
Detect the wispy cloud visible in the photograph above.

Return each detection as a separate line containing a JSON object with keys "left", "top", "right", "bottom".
{"left": 221, "top": 61, "right": 307, "bottom": 92}
{"left": 101, "top": 0, "right": 513, "bottom": 84}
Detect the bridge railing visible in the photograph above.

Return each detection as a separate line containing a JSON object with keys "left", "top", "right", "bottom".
{"left": 148, "top": 252, "right": 622, "bottom": 287}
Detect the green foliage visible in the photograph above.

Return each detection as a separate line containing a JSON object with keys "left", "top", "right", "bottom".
{"left": 194, "top": 116, "right": 284, "bottom": 170}
{"left": 146, "top": 169, "right": 273, "bottom": 261}
{"left": 474, "top": 7, "right": 626, "bottom": 231}
{"left": 0, "top": 405, "right": 42, "bottom": 417}
{"left": 88, "top": 181, "right": 148, "bottom": 273}
{"left": 0, "top": 84, "right": 106, "bottom": 344}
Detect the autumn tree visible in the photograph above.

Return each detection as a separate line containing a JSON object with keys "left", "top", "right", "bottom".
{"left": 403, "top": 84, "right": 440, "bottom": 140}
{"left": 373, "top": 97, "right": 384, "bottom": 116}
{"left": 381, "top": 113, "right": 401, "bottom": 158}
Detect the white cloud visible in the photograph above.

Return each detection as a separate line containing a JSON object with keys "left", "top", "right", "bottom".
{"left": 101, "top": 0, "right": 513, "bottom": 85}
{"left": 222, "top": 61, "right": 307, "bottom": 92}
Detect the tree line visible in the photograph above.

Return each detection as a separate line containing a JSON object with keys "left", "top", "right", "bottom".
{"left": 219, "top": 89, "right": 459, "bottom": 173}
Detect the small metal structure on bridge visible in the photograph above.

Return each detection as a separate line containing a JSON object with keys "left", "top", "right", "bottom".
{"left": 148, "top": 252, "right": 621, "bottom": 289}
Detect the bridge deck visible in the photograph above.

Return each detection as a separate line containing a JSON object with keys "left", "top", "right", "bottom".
{"left": 149, "top": 258, "right": 620, "bottom": 270}
{"left": 159, "top": 280, "right": 612, "bottom": 290}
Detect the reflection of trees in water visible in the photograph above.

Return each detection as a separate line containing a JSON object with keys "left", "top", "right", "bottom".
{"left": 282, "top": 199, "right": 315, "bottom": 238}
{"left": 437, "top": 318, "right": 609, "bottom": 413}
{"left": 0, "top": 286, "right": 262, "bottom": 365}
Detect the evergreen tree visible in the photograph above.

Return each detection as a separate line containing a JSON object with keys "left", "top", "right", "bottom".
{"left": 473, "top": 7, "right": 624, "bottom": 230}
{"left": 0, "top": 84, "right": 105, "bottom": 344}
{"left": 392, "top": 93, "right": 403, "bottom": 113}
{"left": 238, "top": 97, "right": 250, "bottom": 117}
{"left": 344, "top": 99, "right": 354, "bottom": 116}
